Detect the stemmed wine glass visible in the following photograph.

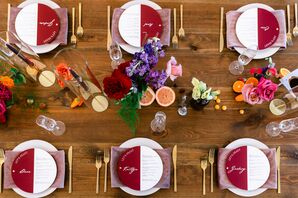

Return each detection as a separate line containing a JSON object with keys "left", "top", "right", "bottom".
{"left": 36, "top": 115, "right": 66, "bottom": 136}
{"left": 109, "top": 42, "right": 125, "bottom": 70}
{"left": 266, "top": 117, "right": 298, "bottom": 137}
{"left": 229, "top": 46, "right": 257, "bottom": 75}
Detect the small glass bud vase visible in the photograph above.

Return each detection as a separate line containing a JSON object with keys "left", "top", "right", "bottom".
{"left": 150, "top": 111, "right": 167, "bottom": 136}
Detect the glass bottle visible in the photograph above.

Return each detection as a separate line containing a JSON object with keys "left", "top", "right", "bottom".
{"left": 150, "top": 111, "right": 167, "bottom": 135}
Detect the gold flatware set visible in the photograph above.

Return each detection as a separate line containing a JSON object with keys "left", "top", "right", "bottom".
{"left": 103, "top": 148, "right": 110, "bottom": 193}
{"left": 172, "top": 5, "right": 185, "bottom": 49}
{"left": 172, "top": 145, "right": 178, "bottom": 192}
{"left": 219, "top": 7, "right": 224, "bottom": 52}
{"left": 0, "top": 149, "right": 4, "bottom": 193}
{"left": 68, "top": 146, "right": 73, "bottom": 193}
{"left": 277, "top": 146, "right": 281, "bottom": 194}
{"left": 200, "top": 148, "right": 216, "bottom": 195}
{"left": 71, "top": 2, "right": 85, "bottom": 46}
{"left": 107, "top": 5, "right": 112, "bottom": 51}
{"left": 95, "top": 150, "right": 103, "bottom": 194}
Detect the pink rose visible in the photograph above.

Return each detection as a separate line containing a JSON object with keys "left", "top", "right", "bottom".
{"left": 166, "top": 56, "right": 182, "bottom": 81}
{"left": 257, "top": 78, "right": 278, "bottom": 101}
{"left": 242, "top": 84, "right": 263, "bottom": 105}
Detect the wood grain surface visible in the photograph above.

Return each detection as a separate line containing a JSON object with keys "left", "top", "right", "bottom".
{"left": 0, "top": 0, "right": 298, "bottom": 197}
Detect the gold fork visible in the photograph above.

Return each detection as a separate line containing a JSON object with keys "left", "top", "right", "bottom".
{"left": 71, "top": 8, "right": 77, "bottom": 45}
{"left": 95, "top": 151, "right": 103, "bottom": 194}
{"left": 178, "top": 5, "right": 185, "bottom": 38}
{"left": 0, "top": 149, "right": 4, "bottom": 193}
{"left": 287, "top": 5, "right": 293, "bottom": 46}
{"left": 103, "top": 148, "right": 110, "bottom": 192}
{"left": 201, "top": 157, "right": 208, "bottom": 195}
{"left": 293, "top": 3, "right": 298, "bottom": 37}
{"left": 208, "top": 148, "right": 215, "bottom": 193}
{"left": 76, "top": 2, "right": 84, "bottom": 37}
{"left": 172, "top": 8, "right": 178, "bottom": 49}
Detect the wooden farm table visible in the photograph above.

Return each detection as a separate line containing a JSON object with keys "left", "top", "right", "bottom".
{"left": 0, "top": 0, "right": 297, "bottom": 197}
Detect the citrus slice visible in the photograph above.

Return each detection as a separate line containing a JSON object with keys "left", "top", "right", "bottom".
{"left": 235, "top": 94, "right": 244, "bottom": 102}
{"left": 140, "top": 87, "right": 155, "bottom": 106}
{"left": 245, "top": 77, "right": 259, "bottom": 86}
{"left": 233, "top": 81, "right": 245, "bottom": 93}
{"left": 155, "top": 86, "right": 176, "bottom": 107}
{"left": 279, "top": 68, "right": 291, "bottom": 78}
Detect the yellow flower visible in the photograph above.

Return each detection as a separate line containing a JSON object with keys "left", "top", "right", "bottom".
{"left": 0, "top": 76, "right": 14, "bottom": 88}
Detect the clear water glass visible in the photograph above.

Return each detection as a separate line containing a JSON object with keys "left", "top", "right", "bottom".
{"left": 109, "top": 42, "right": 125, "bottom": 70}
{"left": 151, "top": 111, "right": 166, "bottom": 135}
{"left": 178, "top": 95, "right": 188, "bottom": 116}
{"left": 266, "top": 117, "right": 298, "bottom": 137}
{"left": 229, "top": 47, "right": 257, "bottom": 75}
{"left": 36, "top": 115, "right": 66, "bottom": 136}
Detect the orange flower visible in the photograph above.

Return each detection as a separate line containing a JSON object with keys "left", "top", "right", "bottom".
{"left": 56, "top": 63, "right": 73, "bottom": 81}
{"left": 0, "top": 76, "right": 14, "bottom": 88}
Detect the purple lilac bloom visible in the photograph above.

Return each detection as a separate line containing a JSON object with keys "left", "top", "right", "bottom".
{"left": 125, "top": 38, "right": 166, "bottom": 89}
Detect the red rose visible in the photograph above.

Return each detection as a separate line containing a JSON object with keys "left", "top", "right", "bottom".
{"left": 117, "top": 61, "right": 131, "bottom": 75}
{"left": 103, "top": 70, "right": 132, "bottom": 100}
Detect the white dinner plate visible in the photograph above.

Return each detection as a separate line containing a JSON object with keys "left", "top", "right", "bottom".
{"left": 225, "top": 138, "right": 269, "bottom": 197}
{"left": 17, "top": 0, "right": 60, "bottom": 54}
{"left": 12, "top": 140, "right": 58, "bottom": 198}
{"left": 120, "top": 0, "right": 161, "bottom": 54}
{"left": 235, "top": 3, "right": 280, "bottom": 59}
{"left": 119, "top": 138, "right": 163, "bottom": 196}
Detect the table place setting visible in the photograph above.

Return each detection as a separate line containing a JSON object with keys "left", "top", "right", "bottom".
{"left": 0, "top": 140, "right": 73, "bottom": 197}
{"left": 217, "top": 138, "right": 281, "bottom": 197}
{"left": 95, "top": 138, "right": 177, "bottom": 196}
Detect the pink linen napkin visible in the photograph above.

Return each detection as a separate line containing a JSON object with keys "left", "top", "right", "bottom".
{"left": 4, "top": 150, "right": 65, "bottom": 189}
{"left": 226, "top": 10, "right": 286, "bottom": 50}
{"left": 8, "top": 7, "right": 68, "bottom": 45}
{"left": 112, "top": 8, "right": 171, "bottom": 46}
{"left": 217, "top": 148, "right": 277, "bottom": 189}
{"left": 110, "top": 146, "right": 171, "bottom": 189}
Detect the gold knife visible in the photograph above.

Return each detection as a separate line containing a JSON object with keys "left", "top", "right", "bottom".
{"left": 219, "top": 7, "right": 224, "bottom": 52}
{"left": 68, "top": 146, "right": 73, "bottom": 193}
{"left": 172, "top": 145, "right": 177, "bottom": 192}
{"left": 277, "top": 146, "right": 281, "bottom": 194}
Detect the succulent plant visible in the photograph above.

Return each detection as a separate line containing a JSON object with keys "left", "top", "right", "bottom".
{"left": 191, "top": 77, "right": 220, "bottom": 101}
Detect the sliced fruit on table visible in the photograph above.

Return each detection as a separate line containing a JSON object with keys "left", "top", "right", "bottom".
{"left": 245, "top": 77, "right": 259, "bottom": 86}
{"left": 235, "top": 94, "right": 244, "bottom": 102}
{"left": 279, "top": 68, "right": 291, "bottom": 78}
{"left": 233, "top": 80, "right": 245, "bottom": 93}
{"left": 156, "top": 86, "right": 176, "bottom": 107}
{"left": 140, "top": 87, "right": 155, "bottom": 106}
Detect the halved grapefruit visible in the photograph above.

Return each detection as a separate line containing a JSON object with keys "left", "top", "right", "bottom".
{"left": 140, "top": 87, "right": 155, "bottom": 106}
{"left": 156, "top": 86, "right": 176, "bottom": 107}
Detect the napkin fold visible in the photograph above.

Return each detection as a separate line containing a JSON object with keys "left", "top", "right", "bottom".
{"left": 112, "top": 8, "right": 171, "bottom": 47}
{"left": 217, "top": 148, "right": 277, "bottom": 190}
{"left": 4, "top": 150, "right": 65, "bottom": 189}
{"left": 8, "top": 7, "right": 68, "bottom": 45}
{"left": 226, "top": 10, "right": 287, "bottom": 50}
{"left": 110, "top": 146, "right": 171, "bottom": 189}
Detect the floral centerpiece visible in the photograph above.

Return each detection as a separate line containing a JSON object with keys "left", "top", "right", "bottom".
{"left": 0, "top": 76, "right": 15, "bottom": 124}
{"left": 233, "top": 58, "right": 279, "bottom": 105}
{"left": 103, "top": 38, "right": 167, "bottom": 134}
{"left": 190, "top": 77, "right": 220, "bottom": 110}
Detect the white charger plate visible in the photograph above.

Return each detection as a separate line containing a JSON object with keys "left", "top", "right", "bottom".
{"left": 225, "top": 138, "right": 269, "bottom": 197}
{"left": 235, "top": 3, "right": 279, "bottom": 59}
{"left": 12, "top": 140, "right": 58, "bottom": 198}
{"left": 17, "top": 0, "right": 60, "bottom": 54}
{"left": 119, "top": 138, "right": 163, "bottom": 196}
{"left": 120, "top": 0, "right": 161, "bottom": 54}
